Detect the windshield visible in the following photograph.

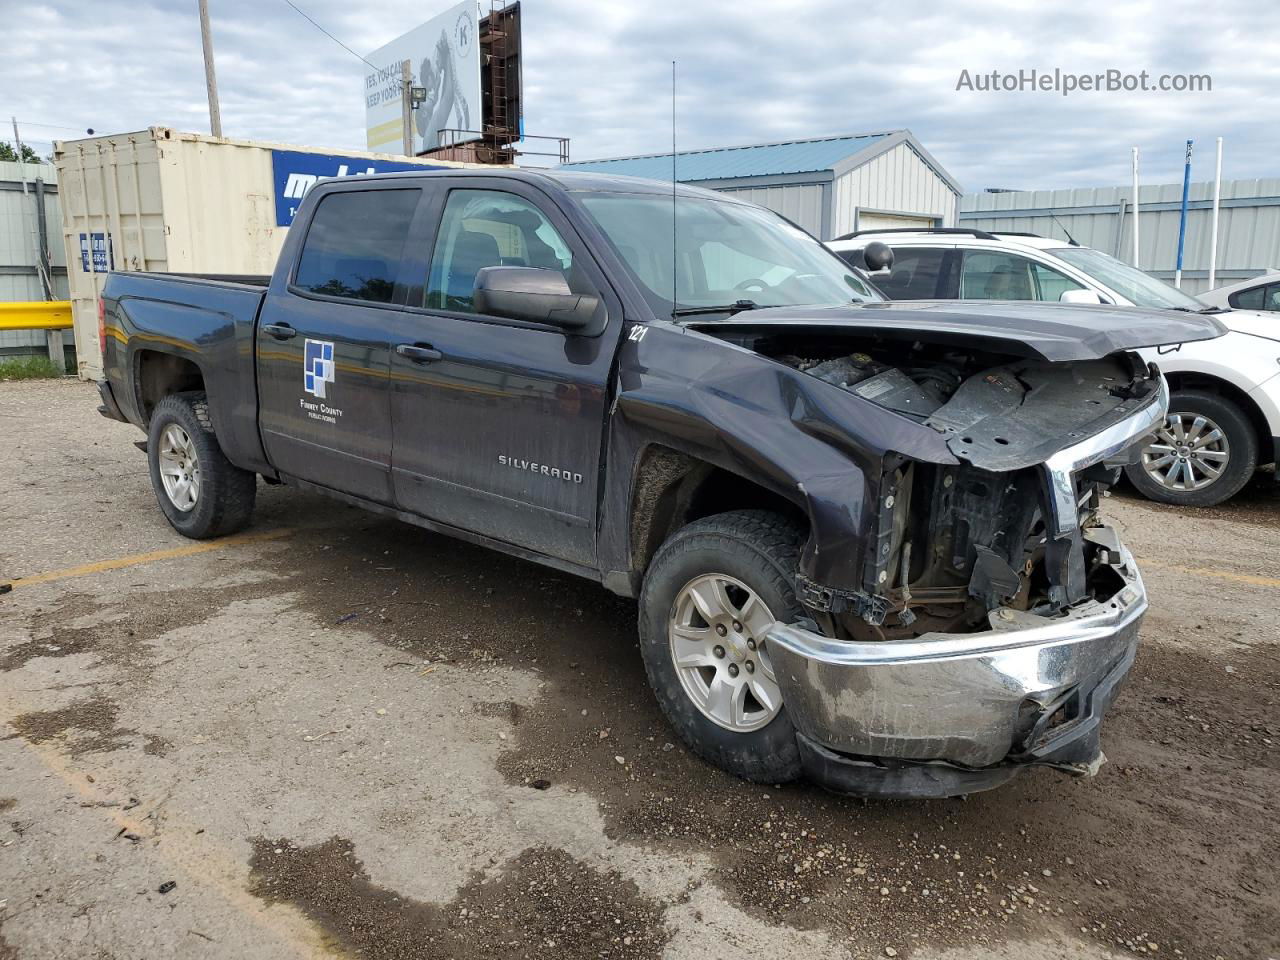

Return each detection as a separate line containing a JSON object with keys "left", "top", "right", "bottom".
{"left": 1051, "top": 246, "right": 1205, "bottom": 311}
{"left": 575, "top": 190, "right": 881, "bottom": 315}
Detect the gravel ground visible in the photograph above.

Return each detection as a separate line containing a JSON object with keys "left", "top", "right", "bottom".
{"left": 0, "top": 378, "right": 1276, "bottom": 960}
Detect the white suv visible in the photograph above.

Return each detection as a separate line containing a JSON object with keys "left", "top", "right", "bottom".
{"left": 829, "top": 229, "right": 1280, "bottom": 506}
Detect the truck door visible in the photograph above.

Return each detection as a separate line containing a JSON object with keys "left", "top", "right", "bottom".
{"left": 386, "top": 183, "right": 623, "bottom": 568}
{"left": 256, "top": 186, "right": 421, "bottom": 505}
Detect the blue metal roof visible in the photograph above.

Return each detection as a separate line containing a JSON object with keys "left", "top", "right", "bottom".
{"left": 561, "top": 132, "right": 894, "bottom": 182}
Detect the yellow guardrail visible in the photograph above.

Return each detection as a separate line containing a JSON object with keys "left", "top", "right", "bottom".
{"left": 0, "top": 301, "right": 74, "bottom": 331}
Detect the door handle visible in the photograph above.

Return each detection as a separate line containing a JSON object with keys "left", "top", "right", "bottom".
{"left": 395, "top": 343, "right": 443, "bottom": 363}
{"left": 262, "top": 322, "right": 296, "bottom": 340}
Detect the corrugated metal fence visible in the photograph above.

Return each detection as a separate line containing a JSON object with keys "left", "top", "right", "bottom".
{"left": 959, "top": 178, "right": 1280, "bottom": 295}
{"left": 1, "top": 159, "right": 70, "bottom": 353}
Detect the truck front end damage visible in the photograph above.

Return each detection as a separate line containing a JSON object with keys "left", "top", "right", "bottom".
{"left": 684, "top": 321, "right": 1169, "bottom": 797}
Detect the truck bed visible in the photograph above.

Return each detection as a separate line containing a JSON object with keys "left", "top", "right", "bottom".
{"left": 100, "top": 270, "right": 271, "bottom": 473}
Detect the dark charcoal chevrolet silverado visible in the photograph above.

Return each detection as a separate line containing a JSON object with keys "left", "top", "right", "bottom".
{"left": 96, "top": 169, "right": 1224, "bottom": 798}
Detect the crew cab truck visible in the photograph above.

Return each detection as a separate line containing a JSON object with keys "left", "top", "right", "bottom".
{"left": 96, "top": 169, "right": 1223, "bottom": 798}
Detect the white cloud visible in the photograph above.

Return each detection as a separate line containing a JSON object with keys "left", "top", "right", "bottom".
{"left": 1, "top": 0, "right": 1275, "bottom": 190}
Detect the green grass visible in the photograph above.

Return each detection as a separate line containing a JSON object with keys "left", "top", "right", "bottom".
{"left": 0, "top": 355, "right": 72, "bottom": 380}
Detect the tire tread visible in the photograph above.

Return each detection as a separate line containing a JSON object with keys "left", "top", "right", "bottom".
{"left": 639, "top": 510, "right": 806, "bottom": 784}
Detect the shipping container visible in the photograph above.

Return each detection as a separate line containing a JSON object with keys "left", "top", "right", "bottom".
{"left": 54, "top": 127, "right": 484, "bottom": 379}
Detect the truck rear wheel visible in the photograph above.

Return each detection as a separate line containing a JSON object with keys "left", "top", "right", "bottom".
{"left": 147, "top": 392, "right": 256, "bottom": 539}
{"left": 638, "top": 510, "right": 805, "bottom": 784}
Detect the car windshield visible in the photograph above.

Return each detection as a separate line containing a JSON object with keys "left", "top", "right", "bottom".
{"left": 575, "top": 190, "right": 881, "bottom": 315}
{"left": 1050, "top": 246, "right": 1205, "bottom": 311}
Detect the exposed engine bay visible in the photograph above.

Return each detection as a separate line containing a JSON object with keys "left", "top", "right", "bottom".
{"left": 711, "top": 330, "right": 1163, "bottom": 644}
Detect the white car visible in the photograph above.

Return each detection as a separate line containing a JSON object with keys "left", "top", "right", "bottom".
{"left": 829, "top": 229, "right": 1280, "bottom": 506}
{"left": 1199, "top": 270, "right": 1280, "bottom": 313}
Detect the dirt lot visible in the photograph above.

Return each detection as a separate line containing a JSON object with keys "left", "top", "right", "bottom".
{"left": 1, "top": 378, "right": 1277, "bottom": 960}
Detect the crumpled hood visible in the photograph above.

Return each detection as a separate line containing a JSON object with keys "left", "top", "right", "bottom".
{"left": 683, "top": 299, "right": 1227, "bottom": 363}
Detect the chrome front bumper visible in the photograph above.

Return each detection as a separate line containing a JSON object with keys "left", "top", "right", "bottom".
{"left": 766, "top": 526, "right": 1145, "bottom": 777}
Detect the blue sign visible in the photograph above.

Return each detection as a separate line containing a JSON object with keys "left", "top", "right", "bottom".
{"left": 79, "top": 232, "right": 114, "bottom": 273}
{"left": 270, "top": 149, "right": 443, "bottom": 226}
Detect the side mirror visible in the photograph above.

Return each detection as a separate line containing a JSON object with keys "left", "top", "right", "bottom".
{"left": 862, "top": 241, "right": 894, "bottom": 273}
{"left": 1059, "top": 288, "right": 1102, "bottom": 305}
{"left": 473, "top": 266, "right": 599, "bottom": 330}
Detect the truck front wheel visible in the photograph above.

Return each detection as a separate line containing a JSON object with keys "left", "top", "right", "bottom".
{"left": 147, "top": 392, "right": 256, "bottom": 539}
{"left": 638, "top": 510, "right": 805, "bottom": 784}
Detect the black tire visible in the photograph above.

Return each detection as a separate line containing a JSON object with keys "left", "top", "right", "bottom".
{"left": 147, "top": 392, "right": 256, "bottom": 539}
{"left": 638, "top": 510, "right": 806, "bottom": 784}
{"left": 1124, "top": 390, "right": 1258, "bottom": 507}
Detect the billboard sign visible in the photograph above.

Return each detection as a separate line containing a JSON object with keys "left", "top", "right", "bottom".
{"left": 364, "top": 1, "right": 482, "bottom": 155}
{"left": 269, "top": 150, "right": 444, "bottom": 226}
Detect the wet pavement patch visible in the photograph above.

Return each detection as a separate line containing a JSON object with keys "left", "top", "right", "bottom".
{"left": 491, "top": 606, "right": 1280, "bottom": 958}
{"left": 0, "top": 581, "right": 286, "bottom": 676}
{"left": 245, "top": 512, "right": 1280, "bottom": 957}
{"left": 7, "top": 696, "right": 137, "bottom": 756}
{"left": 248, "top": 837, "right": 671, "bottom": 959}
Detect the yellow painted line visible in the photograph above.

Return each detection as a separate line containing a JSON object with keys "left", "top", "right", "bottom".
{"left": 1143, "top": 560, "right": 1280, "bottom": 590}
{"left": 9, "top": 720, "right": 328, "bottom": 956}
{"left": 0, "top": 300, "right": 73, "bottom": 331}
{"left": 2, "top": 528, "right": 294, "bottom": 591}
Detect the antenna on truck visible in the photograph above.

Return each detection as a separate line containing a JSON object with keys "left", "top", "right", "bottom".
{"left": 671, "top": 59, "right": 678, "bottom": 318}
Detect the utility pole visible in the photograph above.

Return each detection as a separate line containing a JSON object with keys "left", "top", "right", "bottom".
{"left": 198, "top": 0, "right": 223, "bottom": 137}
{"left": 1208, "top": 137, "right": 1223, "bottom": 290}
{"left": 1174, "top": 140, "right": 1193, "bottom": 289}
{"left": 12, "top": 117, "right": 59, "bottom": 368}
{"left": 1130, "top": 147, "right": 1140, "bottom": 267}
{"left": 401, "top": 60, "right": 414, "bottom": 157}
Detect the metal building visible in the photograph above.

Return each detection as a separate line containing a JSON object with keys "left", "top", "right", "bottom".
{"left": 959, "top": 178, "right": 1280, "bottom": 295}
{"left": 1, "top": 160, "right": 69, "bottom": 357}
{"left": 562, "top": 130, "right": 962, "bottom": 240}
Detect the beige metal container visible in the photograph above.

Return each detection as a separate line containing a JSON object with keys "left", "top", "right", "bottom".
{"left": 54, "top": 127, "right": 482, "bottom": 380}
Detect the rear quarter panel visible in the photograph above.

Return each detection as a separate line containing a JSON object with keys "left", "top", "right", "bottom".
{"left": 104, "top": 273, "right": 271, "bottom": 473}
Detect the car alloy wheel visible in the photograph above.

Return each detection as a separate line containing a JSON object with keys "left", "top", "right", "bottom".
{"left": 1141, "top": 412, "right": 1230, "bottom": 492}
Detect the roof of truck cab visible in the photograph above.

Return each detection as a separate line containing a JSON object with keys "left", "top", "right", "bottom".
{"left": 341, "top": 166, "right": 738, "bottom": 201}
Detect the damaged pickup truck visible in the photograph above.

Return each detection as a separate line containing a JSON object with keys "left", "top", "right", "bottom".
{"left": 96, "top": 169, "right": 1224, "bottom": 797}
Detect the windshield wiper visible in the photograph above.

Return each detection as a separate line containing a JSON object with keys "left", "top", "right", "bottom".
{"left": 1198, "top": 306, "right": 1228, "bottom": 314}
{"left": 671, "top": 299, "right": 759, "bottom": 318}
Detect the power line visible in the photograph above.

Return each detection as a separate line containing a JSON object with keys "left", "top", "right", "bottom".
{"left": 278, "top": 0, "right": 382, "bottom": 73}
{"left": 0, "top": 118, "right": 89, "bottom": 132}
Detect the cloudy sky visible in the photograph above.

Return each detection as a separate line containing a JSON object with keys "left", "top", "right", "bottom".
{"left": 3, "top": 0, "right": 1276, "bottom": 191}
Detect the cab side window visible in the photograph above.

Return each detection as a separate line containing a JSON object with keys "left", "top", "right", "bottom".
{"left": 294, "top": 189, "right": 419, "bottom": 304}
{"left": 425, "top": 190, "right": 575, "bottom": 314}
{"left": 961, "top": 251, "right": 1083, "bottom": 301}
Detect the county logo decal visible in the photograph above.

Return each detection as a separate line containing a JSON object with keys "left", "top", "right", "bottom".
{"left": 304, "top": 339, "right": 335, "bottom": 399}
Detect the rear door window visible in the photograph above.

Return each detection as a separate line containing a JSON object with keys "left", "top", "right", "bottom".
{"left": 873, "top": 247, "right": 949, "bottom": 299}
{"left": 293, "top": 190, "right": 420, "bottom": 303}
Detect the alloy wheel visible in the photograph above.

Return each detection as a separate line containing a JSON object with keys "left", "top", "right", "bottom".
{"left": 157, "top": 423, "right": 201, "bottom": 512}
{"left": 1141, "top": 412, "right": 1230, "bottom": 492}
{"left": 668, "top": 573, "right": 783, "bottom": 732}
